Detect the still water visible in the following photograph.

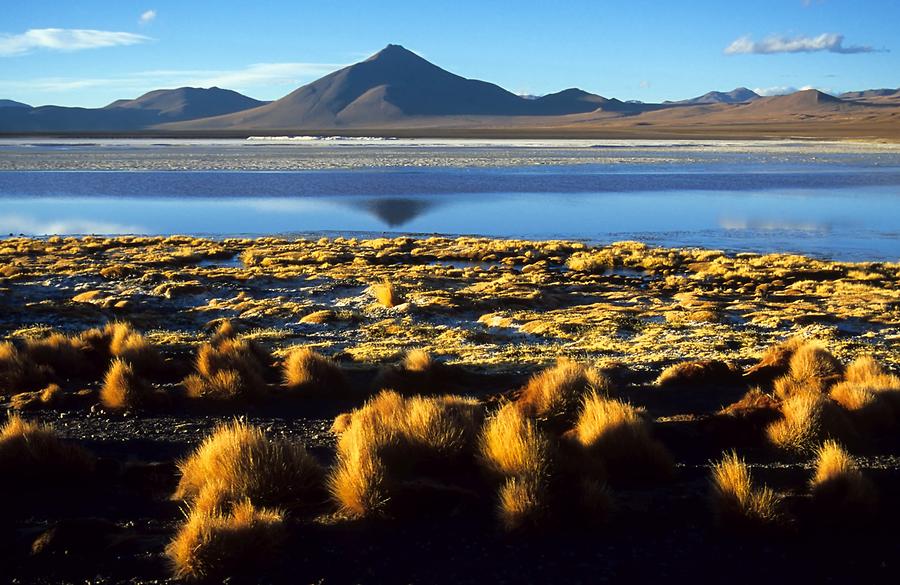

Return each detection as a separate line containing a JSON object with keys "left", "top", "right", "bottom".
{"left": 0, "top": 140, "right": 898, "bottom": 261}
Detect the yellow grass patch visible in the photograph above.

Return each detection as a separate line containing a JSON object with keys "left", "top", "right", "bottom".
{"left": 166, "top": 499, "right": 286, "bottom": 582}
{"left": 710, "top": 451, "right": 782, "bottom": 529}
{"left": 174, "top": 420, "right": 323, "bottom": 512}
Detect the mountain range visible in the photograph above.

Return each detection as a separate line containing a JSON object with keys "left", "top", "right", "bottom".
{"left": 1, "top": 44, "right": 898, "bottom": 139}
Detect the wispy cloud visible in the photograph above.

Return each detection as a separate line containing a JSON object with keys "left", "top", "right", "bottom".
{"left": 0, "top": 62, "right": 343, "bottom": 102}
{"left": 0, "top": 28, "right": 151, "bottom": 57}
{"left": 139, "top": 10, "right": 157, "bottom": 25}
{"left": 752, "top": 85, "right": 821, "bottom": 96}
{"left": 725, "top": 33, "right": 879, "bottom": 55}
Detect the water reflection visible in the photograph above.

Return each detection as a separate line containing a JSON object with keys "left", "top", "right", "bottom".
{"left": 351, "top": 197, "right": 441, "bottom": 227}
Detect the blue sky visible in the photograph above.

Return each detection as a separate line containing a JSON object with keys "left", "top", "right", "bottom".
{"left": 1, "top": 0, "right": 897, "bottom": 107}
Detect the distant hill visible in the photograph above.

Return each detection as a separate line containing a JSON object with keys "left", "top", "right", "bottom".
{"left": 0, "top": 87, "right": 265, "bottom": 132}
{"left": 740, "top": 89, "right": 848, "bottom": 114}
{"left": 840, "top": 88, "right": 900, "bottom": 99}
{"left": 166, "top": 45, "right": 618, "bottom": 130}
{"left": 669, "top": 87, "right": 760, "bottom": 105}
{"left": 105, "top": 87, "right": 266, "bottom": 120}
{"left": 0, "top": 99, "right": 31, "bottom": 109}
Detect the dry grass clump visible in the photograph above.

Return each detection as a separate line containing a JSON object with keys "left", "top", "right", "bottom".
{"left": 166, "top": 499, "right": 286, "bottom": 582}
{"left": 105, "top": 323, "right": 161, "bottom": 375}
{"left": 770, "top": 341, "right": 842, "bottom": 400}
{"left": 371, "top": 279, "right": 402, "bottom": 308}
{"left": 809, "top": 441, "right": 877, "bottom": 519}
{"left": 0, "top": 414, "right": 95, "bottom": 487}
{"left": 9, "top": 384, "right": 64, "bottom": 411}
{"left": 569, "top": 391, "right": 673, "bottom": 483}
{"left": 23, "top": 333, "right": 86, "bottom": 377}
{"left": 173, "top": 420, "right": 323, "bottom": 512}
{"left": 281, "top": 347, "right": 348, "bottom": 398}
{"left": 516, "top": 358, "right": 612, "bottom": 426}
{"left": 830, "top": 355, "right": 900, "bottom": 430}
{"left": 0, "top": 341, "right": 49, "bottom": 394}
{"left": 99, "top": 359, "right": 153, "bottom": 410}
{"left": 744, "top": 336, "right": 807, "bottom": 386}
{"left": 373, "top": 349, "right": 462, "bottom": 395}
{"left": 566, "top": 250, "right": 615, "bottom": 273}
{"left": 655, "top": 359, "right": 739, "bottom": 388}
{"left": 766, "top": 392, "right": 854, "bottom": 454}
{"left": 710, "top": 451, "right": 782, "bottom": 529}
{"left": 329, "top": 391, "right": 483, "bottom": 518}
{"left": 183, "top": 336, "right": 270, "bottom": 401}
{"left": 479, "top": 404, "right": 552, "bottom": 530}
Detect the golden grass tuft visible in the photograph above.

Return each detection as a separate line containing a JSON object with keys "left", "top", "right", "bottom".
{"left": 24, "top": 333, "right": 85, "bottom": 377}
{"left": 0, "top": 414, "right": 95, "bottom": 485}
{"left": 655, "top": 359, "right": 738, "bottom": 388}
{"left": 570, "top": 391, "right": 673, "bottom": 483}
{"left": 0, "top": 341, "right": 49, "bottom": 394}
{"left": 766, "top": 392, "right": 854, "bottom": 454}
{"left": 809, "top": 441, "right": 877, "bottom": 517}
{"left": 210, "top": 320, "right": 236, "bottom": 345}
{"left": 371, "top": 279, "right": 402, "bottom": 308}
{"left": 844, "top": 355, "right": 888, "bottom": 384}
{"left": 100, "top": 359, "right": 152, "bottom": 410}
{"left": 173, "top": 420, "right": 323, "bottom": 511}
{"left": 372, "top": 349, "right": 461, "bottom": 395}
{"left": 183, "top": 337, "right": 269, "bottom": 400}
{"left": 710, "top": 451, "right": 782, "bottom": 529}
{"left": 281, "top": 347, "right": 348, "bottom": 397}
{"left": 479, "top": 403, "right": 552, "bottom": 530}
{"left": 166, "top": 499, "right": 286, "bottom": 582}
{"left": 516, "top": 358, "right": 612, "bottom": 425}
{"left": 744, "top": 336, "right": 807, "bottom": 386}
{"left": 328, "top": 391, "right": 483, "bottom": 518}
{"left": 788, "top": 343, "right": 843, "bottom": 386}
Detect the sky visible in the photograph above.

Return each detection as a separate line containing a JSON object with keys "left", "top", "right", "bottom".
{"left": 1, "top": 0, "right": 897, "bottom": 107}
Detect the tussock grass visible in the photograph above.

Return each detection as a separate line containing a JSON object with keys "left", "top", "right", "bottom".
{"left": 479, "top": 404, "right": 552, "bottom": 530}
{"left": 655, "top": 359, "right": 738, "bottom": 388}
{"left": 831, "top": 355, "right": 900, "bottom": 429}
{"left": 329, "top": 391, "right": 483, "bottom": 518}
{"left": 282, "top": 347, "right": 348, "bottom": 397}
{"left": 371, "top": 280, "right": 402, "bottom": 308}
{"left": 24, "top": 333, "right": 85, "bottom": 377}
{"left": 0, "top": 414, "right": 95, "bottom": 486}
{"left": 183, "top": 335, "right": 270, "bottom": 401}
{"left": 100, "top": 359, "right": 152, "bottom": 410}
{"left": 0, "top": 341, "right": 49, "bottom": 394}
{"left": 166, "top": 499, "right": 286, "bottom": 582}
{"left": 517, "top": 358, "right": 611, "bottom": 425}
{"left": 710, "top": 451, "right": 782, "bottom": 529}
{"left": 569, "top": 391, "right": 673, "bottom": 483}
{"left": 771, "top": 342, "right": 842, "bottom": 400}
{"left": 373, "top": 349, "right": 461, "bottom": 395}
{"left": 766, "top": 392, "right": 854, "bottom": 454}
{"left": 9, "top": 384, "right": 64, "bottom": 411}
{"left": 174, "top": 420, "right": 323, "bottom": 512}
{"left": 809, "top": 441, "right": 877, "bottom": 518}
{"left": 744, "top": 336, "right": 807, "bottom": 385}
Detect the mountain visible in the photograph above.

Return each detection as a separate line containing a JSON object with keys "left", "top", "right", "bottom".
{"left": 104, "top": 87, "right": 267, "bottom": 121}
{"left": 739, "top": 89, "right": 849, "bottom": 114}
{"left": 0, "top": 99, "right": 31, "bottom": 109}
{"left": 530, "top": 88, "right": 637, "bottom": 115}
{"left": 840, "top": 88, "right": 900, "bottom": 99}
{"left": 166, "top": 45, "right": 614, "bottom": 130}
{"left": 0, "top": 87, "right": 265, "bottom": 132}
{"left": 669, "top": 88, "right": 760, "bottom": 105}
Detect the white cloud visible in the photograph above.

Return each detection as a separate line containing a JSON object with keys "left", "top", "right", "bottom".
{"left": 0, "top": 28, "right": 151, "bottom": 57}
{"left": 140, "top": 10, "right": 157, "bottom": 25}
{"left": 0, "top": 215, "right": 146, "bottom": 235}
{"left": 0, "top": 62, "right": 342, "bottom": 101}
{"left": 752, "top": 85, "right": 820, "bottom": 96}
{"left": 725, "top": 33, "right": 878, "bottom": 55}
